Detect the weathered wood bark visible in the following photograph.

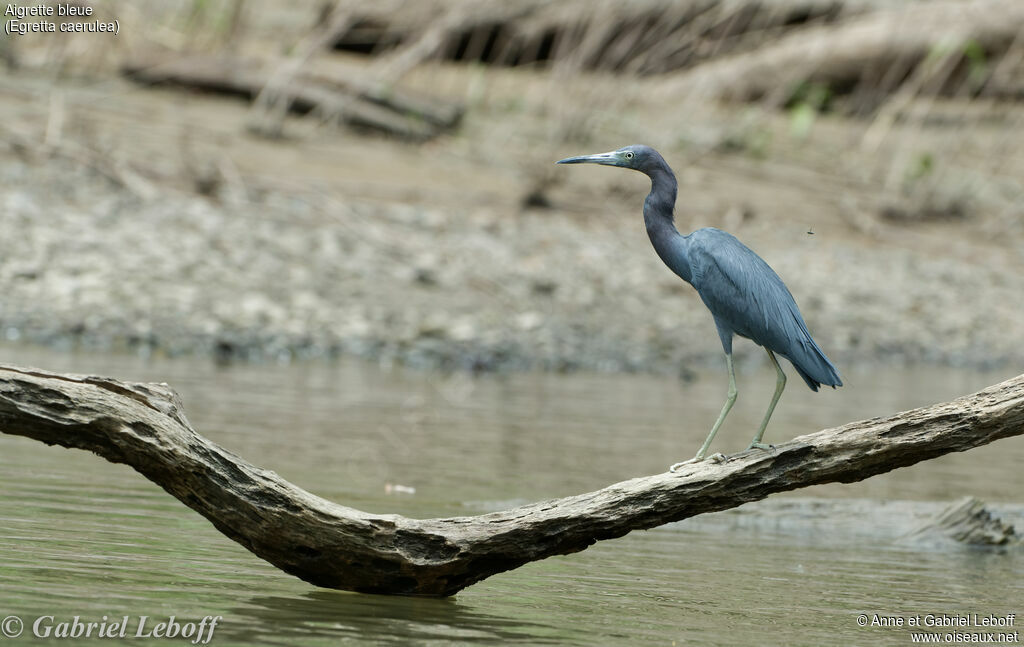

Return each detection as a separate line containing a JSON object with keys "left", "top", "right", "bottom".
{"left": 907, "top": 497, "right": 1021, "bottom": 546}
{"left": 1, "top": 364, "right": 1022, "bottom": 597}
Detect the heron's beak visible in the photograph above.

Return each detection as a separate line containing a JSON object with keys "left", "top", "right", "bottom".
{"left": 555, "top": 150, "right": 622, "bottom": 166}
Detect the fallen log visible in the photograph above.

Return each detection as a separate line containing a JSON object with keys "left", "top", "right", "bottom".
{"left": 906, "top": 496, "right": 1021, "bottom": 547}
{"left": 0, "top": 364, "right": 1021, "bottom": 597}
{"left": 122, "top": 55, "right": 463, "bottom": 141}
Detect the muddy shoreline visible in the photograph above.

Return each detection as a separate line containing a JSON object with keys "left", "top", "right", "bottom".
{"left": 2, "top": 0, "right": 1022, "bottom": 375}
{"left": 2, "top": 147, "right": 1021, "bottom": 375}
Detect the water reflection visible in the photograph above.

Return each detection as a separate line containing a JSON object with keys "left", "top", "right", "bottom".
{"left": 232, "top": 592, "right": 561, "bottom": 645}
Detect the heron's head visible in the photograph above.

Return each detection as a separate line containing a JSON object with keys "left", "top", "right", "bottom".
{"left": 556, "top": 145, "right": 665, "bottom": 174}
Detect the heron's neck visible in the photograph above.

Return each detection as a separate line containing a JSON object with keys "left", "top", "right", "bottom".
{"left": 643, "top": 166, "right": 693, "bottom": 284}
{"left": 643, "top": 166, "right": 677, "bottom": 228}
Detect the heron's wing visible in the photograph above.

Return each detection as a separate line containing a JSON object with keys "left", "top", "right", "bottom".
{"left": 689, "top": 229, "right": 840, "bottom": 388}
{"left": 689, "top": 230, "right": 803, "bottom": 344}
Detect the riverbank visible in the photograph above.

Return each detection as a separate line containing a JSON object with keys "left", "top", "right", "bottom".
{"left": 2, "top": 137, "right": 1021, "bottom": 374}
{"left": 2, "top": 0, "right": 1022, "bottom": 374}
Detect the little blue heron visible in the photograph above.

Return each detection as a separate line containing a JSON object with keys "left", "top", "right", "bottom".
{"left": 556, "top": 145, "right": 842, "bottom": 471}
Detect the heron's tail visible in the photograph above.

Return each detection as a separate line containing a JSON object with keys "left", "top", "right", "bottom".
{"left": 789, "top": 339, "right": 842, "bottom": 392}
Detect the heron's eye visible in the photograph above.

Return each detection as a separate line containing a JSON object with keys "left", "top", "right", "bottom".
{"left": 625, "top": 151, "right": 634, "bottom": 159}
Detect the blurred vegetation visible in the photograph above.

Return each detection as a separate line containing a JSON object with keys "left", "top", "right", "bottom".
{"left": 1, "top": 0, "right": 1022, "bottom": 235}
{"left": 0, "top": 0, "right": 1022, "bottom": 370}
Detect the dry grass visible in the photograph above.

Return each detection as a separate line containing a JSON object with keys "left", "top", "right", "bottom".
{"left": 1, "top": 0, "right": 1022, "bottom": 369}
{"left": 7, "top": 2, "right": 1023, "bottom": 246}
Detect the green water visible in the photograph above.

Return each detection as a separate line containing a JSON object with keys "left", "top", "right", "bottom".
{"left": 0, "top": 344, "right": 1021, "bottom": 645}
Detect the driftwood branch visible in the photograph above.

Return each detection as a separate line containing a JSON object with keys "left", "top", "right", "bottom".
{"left": 1, "top": 364, "right": 1022, "bottom": 597}
{"left": 122, "top": 55, "right": 463, "bottom": 141}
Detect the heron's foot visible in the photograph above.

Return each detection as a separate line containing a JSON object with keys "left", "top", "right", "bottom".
{"left": 668, "top": 459, "right": 695, "bottom": 472}
{"left": 668, "top": 452, "right": 727, "bottom": 472}
{"left": 747, "top": 441, "right": 775, "bottom": 452}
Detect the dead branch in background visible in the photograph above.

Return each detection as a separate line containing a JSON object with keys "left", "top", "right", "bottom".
{"left": 328, "top": 0, "right": 857, "bottom": 74}
{"left": 122, "top": 55, "right": 463, "bottom": 141}
{"left": 247, "top": 3, "right": 359, "bottom": 137}
{"left": 1, "top": 364, "right": 1021, "bottom": 596}
{"left": 0, "top": 122, "right": 156, "bottom": 200}
{"left": 658, "top": 0, "right": 1024, "bottom": 111}
{"left": 115, "top": 0, "right": 1024, "bottom": 146}
{"left": 323, "top": 0, "right": 1024, "bottom": 114}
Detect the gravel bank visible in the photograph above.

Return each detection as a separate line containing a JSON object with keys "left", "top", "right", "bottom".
{"left": 1, "top": 155, "right": 1022, "bottom": 374}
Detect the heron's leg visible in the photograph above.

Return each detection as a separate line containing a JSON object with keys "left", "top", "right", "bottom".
{"left": 669, "top": 353, "right": 737, "bottom": 471}
{"left": 749, "top": 349, "right": 786, "bottom": 450}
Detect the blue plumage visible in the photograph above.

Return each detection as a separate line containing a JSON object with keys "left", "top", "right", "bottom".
{"left": 671, "top": 227, "right": 841, "bottom": 391}
{"left": 557, "top": 144, "right": 842, "bottom": 466}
